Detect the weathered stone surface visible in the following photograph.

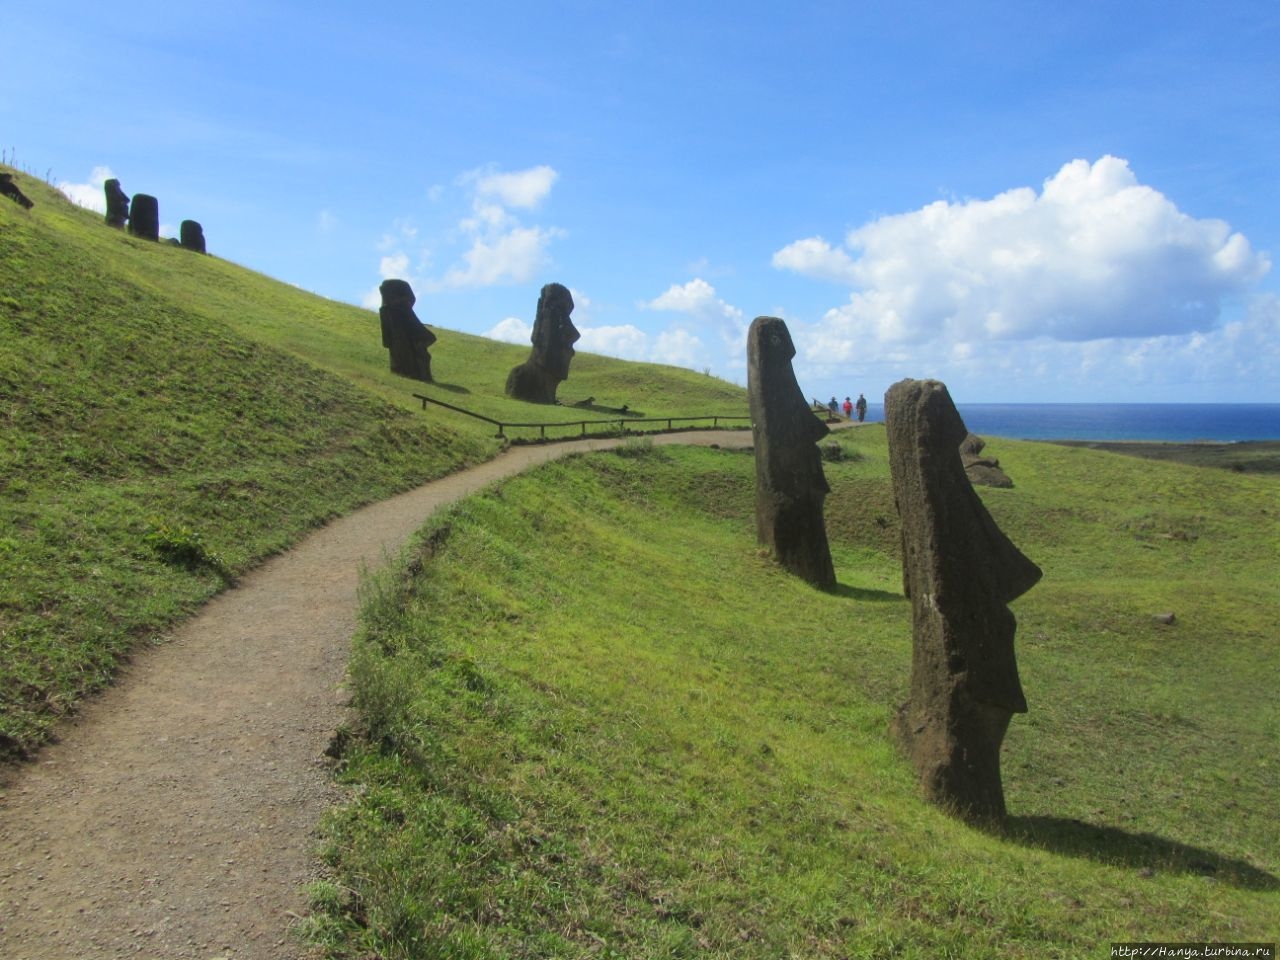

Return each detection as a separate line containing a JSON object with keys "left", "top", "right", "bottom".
{"left": 379, "top": 279, "right": 436, "bottom": 382}
{"left": 747, "top": 316, "right": 836, "bottom": 589}
{"left": 0, "top": 172, "right": 33, "bottom": 209}
{"left": 179, "top": 219, "right": 206, "bottom": 253}
{"left": 104, "top": 179, "right": 129, "bottom": 227}
{"left": 885, "top": 378, "right": 1041, "bottom": 820}
{"left": 505, "top": 282, "right": 580, "bottom": 404}
{"left": 128, "top": 194, "right": 159, "bottom": 241}
{"left": 960, "top": 431, "right": 1014, "bottom": 487}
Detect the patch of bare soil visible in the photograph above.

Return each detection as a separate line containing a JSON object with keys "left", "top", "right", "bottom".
{"left": 0, "top": 430, "right": 752, "bottom": 959}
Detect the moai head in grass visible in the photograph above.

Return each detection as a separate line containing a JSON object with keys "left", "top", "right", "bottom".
{"left": 884, "top": 378, "right": 1041, "bottom": 821}
{"left": 128, "top": 193, "right": 159, "bottom": 241}
{"left": 746, "top": 316, "right": 836, "bottom": 590}
{"left": 379, "top": 279, "right": 436, "bottom": 383}
{"left": 179, "top": 219, "right": 206, "bottom": 254}
{"left": 104, "top": 179, "right": 129, "bottom": 227}
{"left": 505, "top": 282, "right": 580, "bottom": 404}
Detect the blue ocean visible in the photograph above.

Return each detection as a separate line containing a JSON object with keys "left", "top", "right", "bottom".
{"left": 861, "top": 403, "right": 1280, "bottom": 442}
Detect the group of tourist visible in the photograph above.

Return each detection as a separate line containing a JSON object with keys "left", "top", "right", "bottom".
{"left": 822, "top": 393, "right": 869, "bottom": 422}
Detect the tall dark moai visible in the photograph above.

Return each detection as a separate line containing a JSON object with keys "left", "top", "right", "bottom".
{"left": 128, "top": 194, "right": 159, "bottom": 241}
{"left": 104, "top": 179, "right": 129, "bottom": 228}
{"left": 746, "top": 316, "right": 836, "bottom": 589}
{"left": 379, "top": 279, "right": 436, "bottom": 382}
{"left": 179, "top": 219, "right": 206, "bottom": 253}
{"left": 884, "top": 378, "right": 1042, "bottom": 821}
{"left": 505, "top": 282, "right": 580, "bottom": 404}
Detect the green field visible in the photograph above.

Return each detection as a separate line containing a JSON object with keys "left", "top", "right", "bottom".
{"left": 2, "top": 167, "right": 1276, "bottom": 957}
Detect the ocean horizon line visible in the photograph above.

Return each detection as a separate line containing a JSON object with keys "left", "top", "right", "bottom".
{"left": 850, "top": 401, "right": 1280, "bottom": 442}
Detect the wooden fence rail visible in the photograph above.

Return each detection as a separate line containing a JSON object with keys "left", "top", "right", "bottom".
{"left": 412, "top": 393, "right": 751, "bottom": 441}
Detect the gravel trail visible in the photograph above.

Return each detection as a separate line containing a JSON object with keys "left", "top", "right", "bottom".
{"left": 0, "top": 430, "right": 752, "bottom": 959}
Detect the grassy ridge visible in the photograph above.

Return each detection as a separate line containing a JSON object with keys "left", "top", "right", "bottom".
{"left": 0, "top": 168, "right": 747, "bottom": 759}
{"left": 310, "top": 430, "right": 1278, "bottom": 958}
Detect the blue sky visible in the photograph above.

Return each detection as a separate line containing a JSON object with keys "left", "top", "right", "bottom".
{"left": 7, "top": 1, "right": 1279, "bottom": 403}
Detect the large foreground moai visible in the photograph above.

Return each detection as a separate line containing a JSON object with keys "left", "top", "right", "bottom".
{"left": 885, "top": 378, "right": 1041, "bottom": 821}
{"left": 128, "top": 193, "right": 159, "bottom": 241}
{"left": 746, "top": 316, "right": 836, "bottom": 589}
{"left": 505, "top": 282, "right": 580, "bottom": 404}
{"left": 104, "top": 179, "right": 129, "bottom": 227}
{"left": 379, "top": 279, "right": 436, "bottom": 382}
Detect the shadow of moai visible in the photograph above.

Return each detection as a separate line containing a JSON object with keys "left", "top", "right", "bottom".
{"left": 128, "top": 194, "right": 159, "bottom": 241}
{"left": 379, "top": 279, "right": 436, "bottom": 382}
{"left": 505, "top": 282, "right": 580, "bottom": 404}
{"left": 179, "top": 220, "right": 206, "bottom": 253}
{"left": 885, "top": 378, "right": 1041, "bottom": 821}
{"left": 104, "top": 179, "right": 129, "bottom": 227}
{"left": 746, "top": 316, "right": 836, "bottom": 589}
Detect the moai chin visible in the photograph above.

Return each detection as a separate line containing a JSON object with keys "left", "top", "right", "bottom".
{"left": 884, "top": 378, "right": 1041, "bottom": 821}
{"left": 379, "top": 279, "right": 436, "bottom": 382}
{"left": 746, "top": 316, "right": 836, "bottom": 589}
{"left": 104, "top": 179, "right": 129, "bottom": 228}
{"left": 505, "top": 282, "right": 580, "bottom": 404}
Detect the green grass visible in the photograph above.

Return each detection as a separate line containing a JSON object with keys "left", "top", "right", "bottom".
{"left": 0, "top": 167, "right": 747, "bottom": 759}
{"left": 309, "top": 429, "right": 1278, "bottom": 958}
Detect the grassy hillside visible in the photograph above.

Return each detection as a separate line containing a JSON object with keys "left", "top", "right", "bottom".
{"left": 0, "top": 167, "right": 747, "bottom": 759}
{"left": 309, "top": 429, "right": 1278, "bottom": 958}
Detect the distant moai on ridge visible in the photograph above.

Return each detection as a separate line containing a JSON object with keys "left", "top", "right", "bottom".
{"left": 104, "top": 179, "right": 129, "bottom": 228}
{"left": 128, "top": 194, "right": 159, "bottom": 241}
{"left": 884, "top": 378, "right": 1042, "bottom": 821}
{"left": 379, "top": 279, "right": 436, "bottom": 382}
{"left": 505, "top": 282, "right": 581, "bottom": 404}
{"left": 179, "top": 220, "right": 206, "bottom": 254}
{"left": 746, "top": 315, "right": 836, "bottom": 589}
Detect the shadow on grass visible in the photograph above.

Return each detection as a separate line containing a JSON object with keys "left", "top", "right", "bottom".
{"left": 567, "top": 399, "right": 647, "bottom": 418}
{"left": 1001, "top": 815, "right": 1278, "bottom": 891}
{"left": 831, "top": 583, "right": 903, "bottom": 603}
{"left": 431, "top": 382, "right": 471, "bottom": 395}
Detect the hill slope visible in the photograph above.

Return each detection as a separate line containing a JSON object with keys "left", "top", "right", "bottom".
{"left": 0, "top": 167, "right": 747, "bottom": 759}
{"left": 312, "top": 431, "right": 1279, "bottom": 957}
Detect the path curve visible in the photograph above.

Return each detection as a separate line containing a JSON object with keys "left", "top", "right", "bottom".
{"left": 0, "top": 430, "right": 752, "bottom": 960}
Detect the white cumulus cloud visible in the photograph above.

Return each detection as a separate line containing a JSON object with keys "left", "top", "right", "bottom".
{"left": 578, "top": 324, "right": 650, "bottom": 361}
{"left": 485, "top": 317, "right": 532, "bottom": 344}
{"left": 470, "top": 164, "right": 558, "bottom": 209}
{"left": 57, "top": 166, "right": 115, "bottom": 213}
{"left": 647, "top": 278, "right": 743, "bottom": 321}
{"left": 776, "top": 156, "right": 1270, "bottom": 363}
{"left": 441, "top": 224, "right": 564, "bottom": 288}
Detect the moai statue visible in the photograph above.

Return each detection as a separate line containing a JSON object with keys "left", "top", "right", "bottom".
{"left": 0, "top": 173, "right": 33, "bottom": 209}
{"left": 379, "top": 279, "right": 436, "bottom": 382}
{"left": 884, "top": 378, "right": 1041, "bottom": 821}
{"left": 959, "top": 432, "right": 1014, "bottom": 488}
{"left": 179, "top": 219, "right": 206, "bottom": 253}
{"left": 746, "top": 316, "right": 836, "bottom": 589}
{"left": 128, "top": 194, "right": 159, "bottom": 241}
{"left": 505, "top": 282, "right": 580, "bottom": 404}
{"left": 104, "top": 179, "right": 129, "bottom": 227}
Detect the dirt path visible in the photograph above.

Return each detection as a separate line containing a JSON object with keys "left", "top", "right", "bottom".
{"left": 0, "top": 430, "right": 752, "bottom": 960}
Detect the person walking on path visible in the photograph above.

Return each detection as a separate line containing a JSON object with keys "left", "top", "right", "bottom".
{"left": 842, "top": 396, "right": 854, "bottom": 419}
{"left": 855, "top": 393, "right": 868, "bottom": 422}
